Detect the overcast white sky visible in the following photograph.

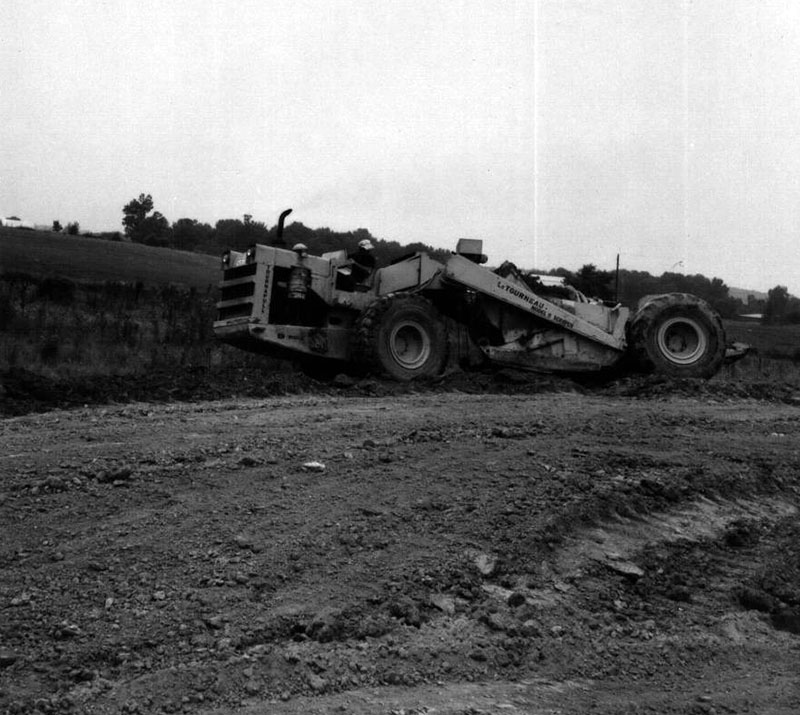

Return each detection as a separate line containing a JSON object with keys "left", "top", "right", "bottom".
{"left": 2, "top": 0, "right": 800, "bottom": 294}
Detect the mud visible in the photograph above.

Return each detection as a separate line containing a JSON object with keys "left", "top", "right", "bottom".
{"left": 1, "top": 390, "right": 799, "bottom": 714}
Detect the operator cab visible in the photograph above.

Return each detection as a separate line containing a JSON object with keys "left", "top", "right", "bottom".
{"left": 325, "top": 249, "right": 374, "bottom": 293}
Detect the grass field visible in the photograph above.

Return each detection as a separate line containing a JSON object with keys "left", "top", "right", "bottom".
{"left": 0, "top": 226, "right": 218, "bottom": 288}
{"left": 724, "top": 319, "right": 800, "bottom": 360}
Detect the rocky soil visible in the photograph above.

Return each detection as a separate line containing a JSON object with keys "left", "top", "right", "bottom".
{"left": 1, "top": 383, "right": 799, "bottom": 714}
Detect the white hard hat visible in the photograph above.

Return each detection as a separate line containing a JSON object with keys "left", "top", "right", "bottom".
{"left": 292, "top": 243, "right": 308, "bottom": 253}
{"left": 358, "top": 239, "right": 374, "bottom": 250}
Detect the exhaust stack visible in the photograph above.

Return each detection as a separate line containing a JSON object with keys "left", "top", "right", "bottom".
{"left": 273, "top": 208, "right": 293, "bottom": 246}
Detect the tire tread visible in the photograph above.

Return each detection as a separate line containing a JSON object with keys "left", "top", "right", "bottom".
{"left": 352, "top": 293, "right": 446, "bottom": 380}
{"left": 628, "top": 292, "right": 725, "bottom": 378}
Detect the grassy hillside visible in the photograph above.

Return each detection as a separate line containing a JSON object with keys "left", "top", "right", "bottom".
{"left": 0, "top": 226, "right": 218, "bottom": 288}
{"left": 0, "top": 274, "right": 227, "bottom": 377}
{"left": 0, "top": 228, "right": 265, "bottom": 401}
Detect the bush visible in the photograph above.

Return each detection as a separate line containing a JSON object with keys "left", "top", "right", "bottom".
{"left": 0, "top": 293, "right": 16, "bottom": 330}
{"left": 36, "top": 277, "right": 76, "bottom": 305}
{"left": 39, "top": 335, "right": 60, "bottom": 364}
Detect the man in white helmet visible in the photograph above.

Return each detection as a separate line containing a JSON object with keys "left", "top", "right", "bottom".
{"left": 348, "top": 238, "right": 376, "bottom": 286}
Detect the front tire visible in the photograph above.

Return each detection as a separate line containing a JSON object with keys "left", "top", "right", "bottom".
{"left": 628, "top": 293, "right": 725, "bottom": 378}
{"left": 353, "top": 294, "right": 448, "bottom": 381}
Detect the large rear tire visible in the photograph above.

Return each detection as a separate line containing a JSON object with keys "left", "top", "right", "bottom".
{"left": 628, "top": 293, "right": 725, "bottom": 378}
{"left": 353, "top": 294, "right": 448, "bottom": 381}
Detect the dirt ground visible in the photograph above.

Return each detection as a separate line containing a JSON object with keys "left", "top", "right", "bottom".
{"left": 1, "top": 382, "right": 799, "bottom": 714}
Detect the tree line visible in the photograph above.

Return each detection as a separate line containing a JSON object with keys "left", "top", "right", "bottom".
{"left": 554, "top": 263, "right": 744, "bottom": 319}
{"left": 51, "top": 192, "right": 793, "bottom": 323}
{"left": 120, "top": 194, "right": 452, "bottom": 265}
{"left": 554, "top": 264, "right": 800, "bottom": 323}
{"left": 760, "top": 285, "right": 800, "bottom": 325}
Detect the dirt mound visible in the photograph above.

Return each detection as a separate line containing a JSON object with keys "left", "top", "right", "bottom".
{"left": 0, "top": 366, "right": 584, "bottom": 417}
{"left": 0, "top": 366, "right": 313, "bottom": 416}
{"left": 5, "top": 357, "right": 800, "bottom": 420}
{"left": 606, "top": 372, "right": 800, "bottom": 404}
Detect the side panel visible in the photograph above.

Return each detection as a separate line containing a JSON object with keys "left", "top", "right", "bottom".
{"left": 215, "top": 323, "right": 351, "bottom": 361}
{"left": 572, "top": 301, "right": 629, "bottom": 340}
{"left": 443, "top": 255, "right": 627, "bottom": 350}
{"left": 376, "top": 254, "right": 443, "bottom": 295}
{"left": 483, "top": 339, "right": 622, "bottom": 371}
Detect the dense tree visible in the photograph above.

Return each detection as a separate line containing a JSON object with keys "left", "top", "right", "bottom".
{"left": 608, "top": 269, "right": 744, "bottom": 317}
{"left": 122, "top": 194, "right": 153, "bottom": 235}
{"left": 209, "top": 215, "right": 269, "bottom": 251}
{"left": 172, "top": 218, "right": 214, "bottom": 252}
{"left": 122, "top": 193, "right": 171, "bottom": 246}
{"left": 570, "top": 264, "right": 614, "bottom": 300}
{"left": 786, "top": 297, "right": 800, "bottom": 324}
{"left": 66, "top": 222, "right": 80, "bottom": 235}
{"left": 762, "top": 285, "right": 790, "bottom": 324}
{"left": 140, "top": 214, "right": 171, "bottom": 246}
{"left": 52, "top": 220, "right": 62, "bottom": 233}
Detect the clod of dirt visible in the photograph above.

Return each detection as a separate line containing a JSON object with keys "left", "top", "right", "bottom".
{"left": 388, "top": 597, "right": 423, "bottom": 627}
{"left": 305, "top": 608, "right": 348, "bottom": 642}
{"left": 472, "top": 552, "right": 498, "bottom": 577}
{"left": 333, "top": 373, "right": 356, "bottom": 387}
{"left": 507, "top": 592, "right": 526, "bottom": 608}
{"left": 723, "top": 518, "right": 761, "bottom": 548}
{"left": 238, "top": 455, "right": 262, "bottom": 467}
{"left": 430, "top": 594, "right": 456, "bottom": 615}
{"left": 772, "top": 608, "right": 800, "bottom": 635}
{"left": 604, "top": 558, "right": 645, "bottom": 580}
{"left": 233, "top": 534, "right": 262, "bottom": 552}
{"left": 95, "top": 466, "right": 133, "bottom": 484}
{"left": 737, "top": 587, "right": 775, "bottom": 613}
{"left": 0, "top": 651, "right": 18, "bottom": 669}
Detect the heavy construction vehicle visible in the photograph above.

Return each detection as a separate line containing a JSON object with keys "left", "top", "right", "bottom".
{"left": 214, "top": 210, "right": 743, "bottom": 381}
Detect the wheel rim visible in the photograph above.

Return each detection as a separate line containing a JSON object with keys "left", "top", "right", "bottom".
{"left": 388, "top": 320, "right": 431, "bottom": 370}
{"left": 655, "top": 317, "right": 708, "bottom": 365}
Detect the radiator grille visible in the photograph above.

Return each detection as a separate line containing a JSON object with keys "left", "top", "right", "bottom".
{"left": 218, "top": 262, "right": 258, "bottom": 322}
{"left": 217, "top": 303, "right": 253, "bottom": 321}
{"left": 220, "top": 281, "right": 255, "bottom": 301}
{"left": 223, "top": 263, "right": 257, "bottom": 280}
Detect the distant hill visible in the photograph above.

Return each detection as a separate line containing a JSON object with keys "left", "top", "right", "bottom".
{"left": 728, "top": 286, "right": 768, "bottom": 303}
{"left": 0, "top": 226, "right": 218, "bottom": 288}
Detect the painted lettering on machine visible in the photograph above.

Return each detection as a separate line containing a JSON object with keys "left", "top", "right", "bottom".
{"left": 495, "top": 278, "right": 575, "bottom": 329}
{"left": 261, "top": 265, "right": 272, "bottom": 316}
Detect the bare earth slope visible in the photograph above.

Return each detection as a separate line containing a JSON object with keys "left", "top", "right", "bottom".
{"left": 1, "top": 392, "right": 799, "bottom": 714}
